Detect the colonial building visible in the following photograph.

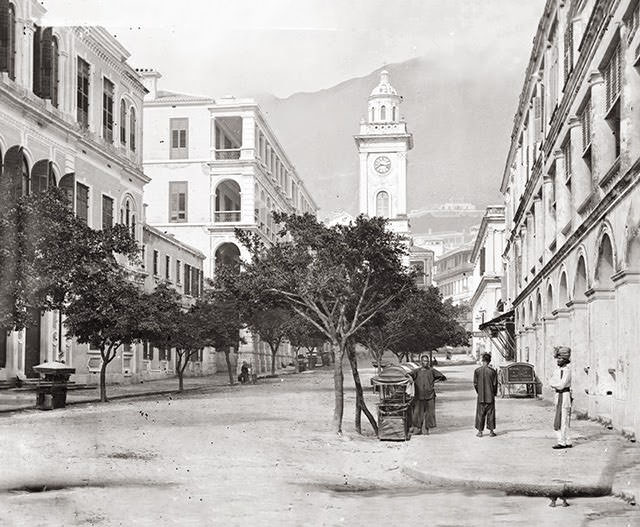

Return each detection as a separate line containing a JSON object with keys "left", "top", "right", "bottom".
{"left": 434, "top": 244, "right": 475, "bottom": 305}
{"left": 0, "top": 0, "right": 147, "bottom": 384}
{"left": 469, "top": 206, "right": 509, "bottom": 365}
{"left": 501, "top": 0, "right": 640, "bottom": 437}
{"left": 140, "top": 224, "right": 213, "bottom": 380}
{"left": 140, "top": 70, "right": 317, "bottom": 375}
{"left": 409, "top": 244, "right": 435, "bottom": 289}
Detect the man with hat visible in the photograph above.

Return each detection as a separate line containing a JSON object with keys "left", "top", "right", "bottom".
{"left": 550, "top": 346, "right": 573, "bottom": 449}
{"left": 473, "top": 352, "right": 498, "bottom": 437}
{"left": 410, "top": 353, "right": 447, "bottom": 435}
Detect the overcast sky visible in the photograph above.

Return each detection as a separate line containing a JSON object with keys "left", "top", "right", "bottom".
{"left": 42, "top": 0, "right": 545, "bottom": 99}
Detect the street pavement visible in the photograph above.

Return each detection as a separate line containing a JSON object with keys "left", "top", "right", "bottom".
{"left": 0, "top": 362, "right": 638, "bottom": 526}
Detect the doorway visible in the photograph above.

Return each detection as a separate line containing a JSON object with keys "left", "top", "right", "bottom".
{"left": 24, "top": 310, "right": 42, "bottom": 378}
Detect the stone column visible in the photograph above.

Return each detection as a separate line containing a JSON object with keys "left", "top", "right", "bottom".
{"left": 554, "top": 149, "right": 571, "bottom": 240}
{"left": 542, "top": 314, "right": 558, "bottom": 384}
{"left": 613, "top": 270, "right": 640, "bottom": 437}
{"left": 568, "top": 116, "right": 591, "bottom": 211}
{"left": 586, "top": 288, "right": 616, "bottom": 424}
{"left": 359, "top": 152, "right": 368, "bottom": 215}
{"left": 566, "top": 301, "right": 589, "bottom": 415}
{"left": 534, "top": 195, "right": 543, "bottom": 266}
{"left": 240, "top": 115, "right": 256, "bottom": 160}
{"left": 543, "top": 174, "right": 556, "bottom": 260}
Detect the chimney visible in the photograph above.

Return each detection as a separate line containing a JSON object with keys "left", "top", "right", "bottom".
{"left": 136, "top": 68, "right": 162, "bottom": 100}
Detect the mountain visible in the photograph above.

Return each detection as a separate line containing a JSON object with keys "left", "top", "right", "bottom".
{"left": 257, "top": 54, "right": 526, "bottom": 227}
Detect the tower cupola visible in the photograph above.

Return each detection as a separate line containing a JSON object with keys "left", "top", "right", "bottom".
{"left": 368, "top": 70, "right": 401, "bottom": 123}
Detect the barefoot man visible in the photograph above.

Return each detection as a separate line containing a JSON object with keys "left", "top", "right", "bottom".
{"left": 550, "top": 346, "right": 573, "bottom": 449}
{"left": 410, "top": 353, "right": 447, "bottom": 435}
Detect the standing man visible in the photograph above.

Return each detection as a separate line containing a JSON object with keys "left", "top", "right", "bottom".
{"left": 410, "top": 353, "right": 447, "bottom": 435}
{"left": 473, "top": 353, "right": 498, "bottom": 437}
{"left": 550, "top": 346, "right": 572, "bottom": 449}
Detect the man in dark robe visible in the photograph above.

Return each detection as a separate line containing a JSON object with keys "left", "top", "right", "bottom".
{"left": 473, "top": 352, "right": 498, "bottom": 437}
{"left": 410, "top": 354, "right": 447, "bottom": 435}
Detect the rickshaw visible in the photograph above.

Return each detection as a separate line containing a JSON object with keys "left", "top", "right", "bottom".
{"left": 371, "top": 362, "right": 421, "bottom": 441}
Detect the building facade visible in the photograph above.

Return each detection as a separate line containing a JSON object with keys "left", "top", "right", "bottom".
{"left": 434, "top": 244, "right": 475, "bottom": 304}
{"left": 139, "top": 224, "right": 214, "bottom": 380}
{"left": 469, "top": 206, "right": 508, "bottom": 365}
{"left": 354, "top": 70, "right": 413, "bottom": 236}
{"left": 0, "top": 0, "right": 148, "bottom": 384}
{"left": 409, "top": 245, "right": 435, "bottom": 289}
{"left": 502, "top": 0, "right": 640, "bottom": 437}
{"left": 140, "top": 70, "right": 317, "bottom": 375}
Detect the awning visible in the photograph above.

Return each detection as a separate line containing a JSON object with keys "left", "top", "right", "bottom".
{"left": 479, "top": 310, "right": 516, "bottom": 362}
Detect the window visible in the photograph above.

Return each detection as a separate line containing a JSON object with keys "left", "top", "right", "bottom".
{"left": 580, "top": 99, "right": 592, "bottom": 153}
{"left": 120, "top": 100, "right": 127, "bottom": 144}
{"left": 165, "top": 255, "right": 170, "bottom": 280}
{"left": 604, "top": 42, "right": 622, "bottom": 158}
{"left": 170, "top": 118, "right": 188, "bottom": 159}
{"left": 129, "top": 107, "right": 136, "bottom": 151}
{"left": 381, "top": 105, "right": 386, "bottom": 120}
{"left": 560, "top": 140, "right": 571, "bottom": 185}
{"left": 141, "top": 245, "right": 146, "bottom": 269}
{"left": 547, "top": 26, "right": 559, "bottom": 116}
{"left": 184, "top": 263, "right": 191, "bottom": 295}
{"left": 102, "top": 195, "right": 113, "bottom": 230}
{"left": 479, "top": 247, "right": 486, "bottom": 275}
{"left": 76, "top": 183, "right": 89, "bottom": 223}
{"left": 376, "top": 191, "right": 390, "bottom": 217}
{"left": 77, "top": 57, "right": 90, "bottom": 128}
{"left": 370, "top": 107, "right": 375, "bottom": 121}
{"left": 153, "top": 250, "right": 159, "bottom": 276}
{"left": 102, "top": 77, "right": 114, "bottom": 142}
{"left": 176, "top": 259, "right": 181, "bottom": 284}
{"left": 392, "top": 106, "right": 397, "bottom": 121}
{"left": 169, "top": 181, "right": 188, "bottom": 222}
{"left": 33, "top": 28, "right": 59, "bottom": 107}
{"left": 0, "top": 1, "right": 16, "bottom": 80}
{"left": 564, "top": 19, "right": 574, "bottom": 83}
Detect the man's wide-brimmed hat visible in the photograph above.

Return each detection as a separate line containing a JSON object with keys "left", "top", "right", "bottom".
{"left": 553, "top": 346, "right": 571, "bottom": 360}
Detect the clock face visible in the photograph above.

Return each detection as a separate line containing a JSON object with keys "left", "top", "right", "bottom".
{"left": 374, "top": 156, "right": 391, "bottom": 175}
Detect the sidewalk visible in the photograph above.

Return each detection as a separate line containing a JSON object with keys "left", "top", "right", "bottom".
{"left": 0, "top": 366, "right": 300, "bottom": 415}
{"left": 401, "top": 364, "right": 640, "bottom": 501}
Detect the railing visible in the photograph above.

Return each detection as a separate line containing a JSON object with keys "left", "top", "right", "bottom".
{"left": 215, "top": 149, "right": 241, "bottom": 160}
{"left": 214, "top": 211, "right": 241, "bottom": 222}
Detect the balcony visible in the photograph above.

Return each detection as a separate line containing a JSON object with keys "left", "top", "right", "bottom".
{"left": 214, "top": 211, "right": 241, "bottom": 223}
{"left": 215, "top": 148, "right": 241, "bottom": 160}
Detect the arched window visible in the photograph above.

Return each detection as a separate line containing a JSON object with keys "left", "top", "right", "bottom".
{"left": 120, "top": 100, "right": 127, "bottom": 144}
{"left": 121, "top": 195, "right": 137, "bottom": 239}
{"left": 376, "top": 191, "right": 390, "bottom": 218}
{"left": 0, "top": 2, "right": 16, "bottom": 80}
{"left": 380, "top": 105, "right": 386, "bottom": 121}
{"left": 129, "top": 107, "right": 136, "bottom": 151}
{"left": 214, "top": 180, "right": 242, "bottom": 222}
{"left": 21, "top": 155, "right": 29, "bottom": 196}
{"left": 215, "top": 243, "right": 241, "bottom": 273}
{"left": 392, "top": 106, "right": 397, "bottom": 121}
{"left": 370, "top": 107, "right": 375, "bottom": 122}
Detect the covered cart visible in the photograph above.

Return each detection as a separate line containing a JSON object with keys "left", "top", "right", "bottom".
{"left": 371, "top": 363, "right": 420, "bottom": 441}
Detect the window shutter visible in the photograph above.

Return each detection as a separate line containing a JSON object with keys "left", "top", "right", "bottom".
{"left": 31, "top": 159, "right": 51, "bottom": 194}
{"left": 534, "top": 95, "right": 542, "bottom": 142}
{"left": 0, "top": 0, "right": 9, "bottom": 72}
{"left": 40, "top": 27, "right": 53, "bottom": 99}
{"left": 0, "top": 145, "right": 23, "bottom": 201}
{"left": 32, "top": 25, "right": 41, "bottom": 96}
{"left": 59, "top": 173, "right": 75, "bottom": 209}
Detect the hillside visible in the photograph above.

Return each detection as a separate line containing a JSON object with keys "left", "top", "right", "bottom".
{"left": 257, "top": 55, "right": 526, "bottom": 227}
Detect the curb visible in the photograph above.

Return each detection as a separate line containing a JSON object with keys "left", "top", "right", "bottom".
{"left": 401, "top": 465, "right": 613, "bottom": 498}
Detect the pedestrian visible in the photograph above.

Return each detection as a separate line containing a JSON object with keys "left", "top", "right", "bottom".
{"left": 550, "top": 346, "right": 572, "bottom": 449}
{"left": 239, "top": 361, "right": 250, "bottom": 384}
{"left": 473, "top": 352, "right": 498, "bottom": 437}
{"left": 410, "top": 353, "right": 447, "bottom": 435}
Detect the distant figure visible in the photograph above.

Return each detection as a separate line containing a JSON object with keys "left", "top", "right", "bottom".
{"left": 550, "top": 346, "right": 572, "bottom": 449}
{"left": 410, "top": 353, "right": 447, "bottom": 435}
{"left": 473, "top": 353, "right": 498, "bottom": 437}
{"left": 238, "top": 361, "right": 250, "bottom": 384}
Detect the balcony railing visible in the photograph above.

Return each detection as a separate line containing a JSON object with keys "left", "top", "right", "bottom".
{"left": 215, "top": 149, "right": 241, "bottom": 160}
{"left": 214, "top": 211, "right": 242, "bottom": 223}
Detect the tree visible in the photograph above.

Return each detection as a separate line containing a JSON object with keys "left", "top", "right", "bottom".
{"left": 229, "top": 213, "right": 412, "bottom": 434}
{"left": 0, "top": 187, "right": 138, "bottom": 333}
{"left": 248, "top": 308, "right": 291, "bottom": 375}
{"left": 64, "top": 270, "right": 147, "bottom": 402}
{"left": 284, "top": 314, "right": 326, "bottom": 370}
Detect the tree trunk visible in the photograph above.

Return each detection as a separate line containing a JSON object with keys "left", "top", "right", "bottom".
{"left": 176, "top": 352, "right": 184, "bottom": 392}
{"left": 332, "top": 342, "right": 345, "bottom": 434}
{"left": 271, "top": 346, "right": 277, "bottom": 376}
{"left": 347, "top": 342, "right": 378, "bottom": 435}
{"left": 99, "top": 348, "right": 113, "bottom": 403}
{"left": 224, "top": 350, "right": 234, "bottom": 385}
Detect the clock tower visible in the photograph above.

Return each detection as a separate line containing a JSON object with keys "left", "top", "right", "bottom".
{"left": 354, "top": 70, "right": 413, "bottom": 235}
